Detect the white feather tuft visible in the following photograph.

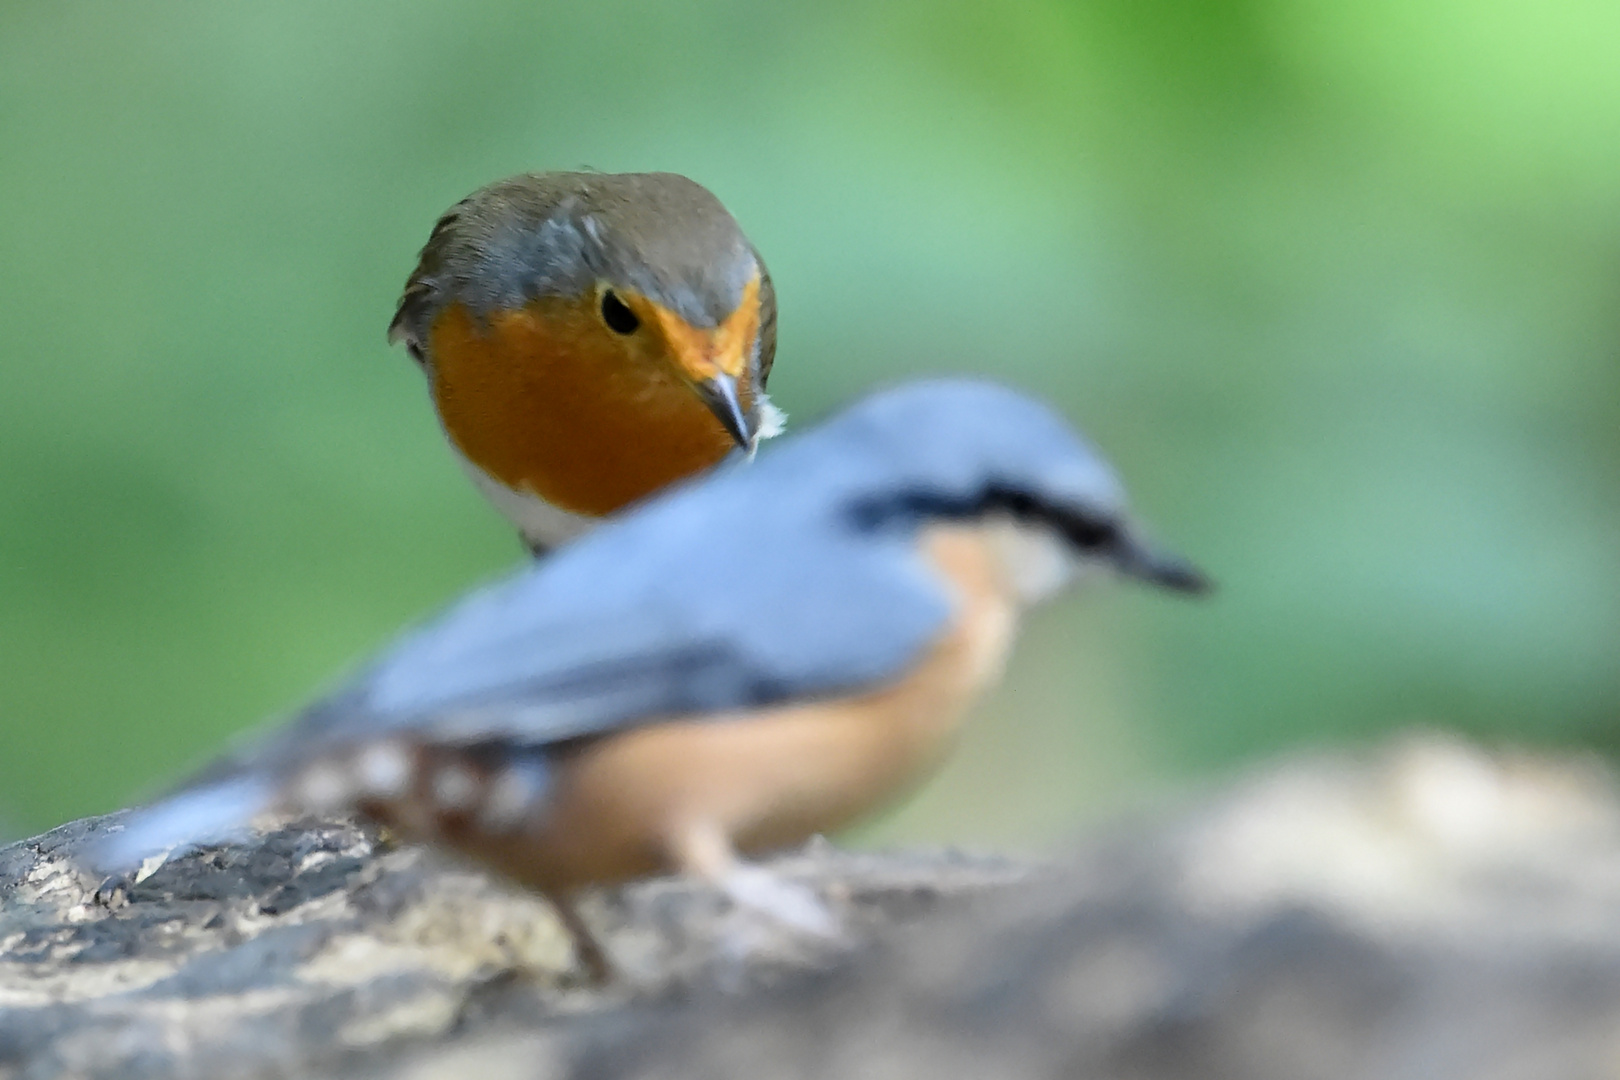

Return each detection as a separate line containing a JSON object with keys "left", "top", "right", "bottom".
{"left": 756, "top": 396, "right": 787, "bottom": 441}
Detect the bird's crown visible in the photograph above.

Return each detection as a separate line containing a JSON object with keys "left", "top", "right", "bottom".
{"left": 390, "top": 171, "right": 759, "bottom": 349}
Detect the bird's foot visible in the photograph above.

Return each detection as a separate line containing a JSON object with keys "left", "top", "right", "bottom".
{"left": 719, "top": 864, "right": 841, "bottom": 939}
{"left": 710, "top": 865, "right": 849, "bottom": 982}
{"left": 666, "top": 822, "right": 852, "bottom": 983}
{"left": 551, "top": 896, "right": 615, "bottom": 987}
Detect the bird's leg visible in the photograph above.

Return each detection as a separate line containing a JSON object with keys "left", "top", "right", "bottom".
{"left": 550, "top": 894, "right": 613, "bottom": 985}
{"left": 668, "top": 820, "right": 841, "bottom": 941}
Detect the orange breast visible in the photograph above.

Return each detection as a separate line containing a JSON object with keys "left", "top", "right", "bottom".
{"left": 427, "top": 299, "right": 738, "bottom": 517}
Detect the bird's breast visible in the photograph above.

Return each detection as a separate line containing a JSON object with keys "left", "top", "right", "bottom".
{"left": 427, "top": 300, "right": 738, "bottom": 518}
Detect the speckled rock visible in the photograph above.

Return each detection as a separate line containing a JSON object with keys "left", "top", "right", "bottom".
{"left": 6, "top": 734, "right": 1620, "bottom": 1079}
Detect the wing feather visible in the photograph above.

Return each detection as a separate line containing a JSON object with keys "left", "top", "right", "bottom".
{"left": 256, "top": 486, "right": 954, "bottom": 769}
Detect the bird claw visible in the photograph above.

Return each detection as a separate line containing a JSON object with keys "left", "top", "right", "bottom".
{"left": 706, "top": 866, "right": 850, "bottom": 986}
{"left": 720, "top": 865, "right": 842, "bottom": 940}
{"left": 91, "top": 873, "right": 130, "bottom": 910}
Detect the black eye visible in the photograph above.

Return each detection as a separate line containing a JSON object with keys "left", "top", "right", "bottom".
{"left": 600, "top": 290, "right": 640, "bottom": 334}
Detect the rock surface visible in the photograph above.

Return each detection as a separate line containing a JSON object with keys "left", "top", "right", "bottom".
{"left": 5, "top": 734, "right": 1620, "bottom": 1079}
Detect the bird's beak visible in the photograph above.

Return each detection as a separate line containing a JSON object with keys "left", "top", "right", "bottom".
{"left": 692, "top": 372, "right": 755, "bottom": 449}
{"left": 1111, "top": 532, "right": 1212, "bottom": 594}
{"left": 643, "top": 275, "right": 764, "bottom": 451}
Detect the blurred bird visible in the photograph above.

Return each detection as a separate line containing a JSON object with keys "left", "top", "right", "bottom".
{"left": 390, "top": 171, "right": 782, "bottom": 553}
{"left": 94, "top": 380, "right": 1207, "bottom": 977}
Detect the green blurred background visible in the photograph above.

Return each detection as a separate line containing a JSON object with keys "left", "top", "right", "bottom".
{"left": 1, "top": 1, "right": 1616, "bottom": 848}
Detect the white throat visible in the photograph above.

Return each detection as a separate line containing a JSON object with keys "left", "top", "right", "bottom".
{"left": 446, "top": 443, "right": 597, "bottom": 552}
{"left": 979, "top": 515, "right": 1077, "bottom": 605}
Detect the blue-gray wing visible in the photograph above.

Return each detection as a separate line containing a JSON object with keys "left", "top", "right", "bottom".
{"left": 262, "top": 524, "right": 955, "bottom": 766}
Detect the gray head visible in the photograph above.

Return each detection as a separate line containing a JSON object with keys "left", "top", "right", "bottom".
{"left": 390, "top": 172, "right": 761, "bottom": 329}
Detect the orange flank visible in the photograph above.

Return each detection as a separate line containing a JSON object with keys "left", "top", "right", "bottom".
{"left": 428, "top": 295, "right": 756, "bottom": 517}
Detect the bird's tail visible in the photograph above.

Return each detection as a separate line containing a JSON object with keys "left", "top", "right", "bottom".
{"left": 85, "top": 772, "right": 278, "bottom": 873}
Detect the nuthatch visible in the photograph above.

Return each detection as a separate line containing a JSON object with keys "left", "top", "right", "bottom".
{"left": 95, "top": 379, "right": 1206, "bottom": 976}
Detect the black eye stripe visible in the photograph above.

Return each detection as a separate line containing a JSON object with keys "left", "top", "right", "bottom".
{"left": 600, "top": 290, "right": 640, "bottom": 334}
{"left": 843, "top": 486, "right": 1120, "bottom": 550}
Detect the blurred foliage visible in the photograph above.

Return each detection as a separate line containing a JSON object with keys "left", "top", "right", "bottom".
{"left": 0, "top": 0, "right": 1615, "bottom": 846}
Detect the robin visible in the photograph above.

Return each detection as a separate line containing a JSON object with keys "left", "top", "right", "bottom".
{"left": 95, "top": 379, "right": 1207, "bottom": 977}
{"left": 389, "top": 171, "right": 783, "bottom": 553}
